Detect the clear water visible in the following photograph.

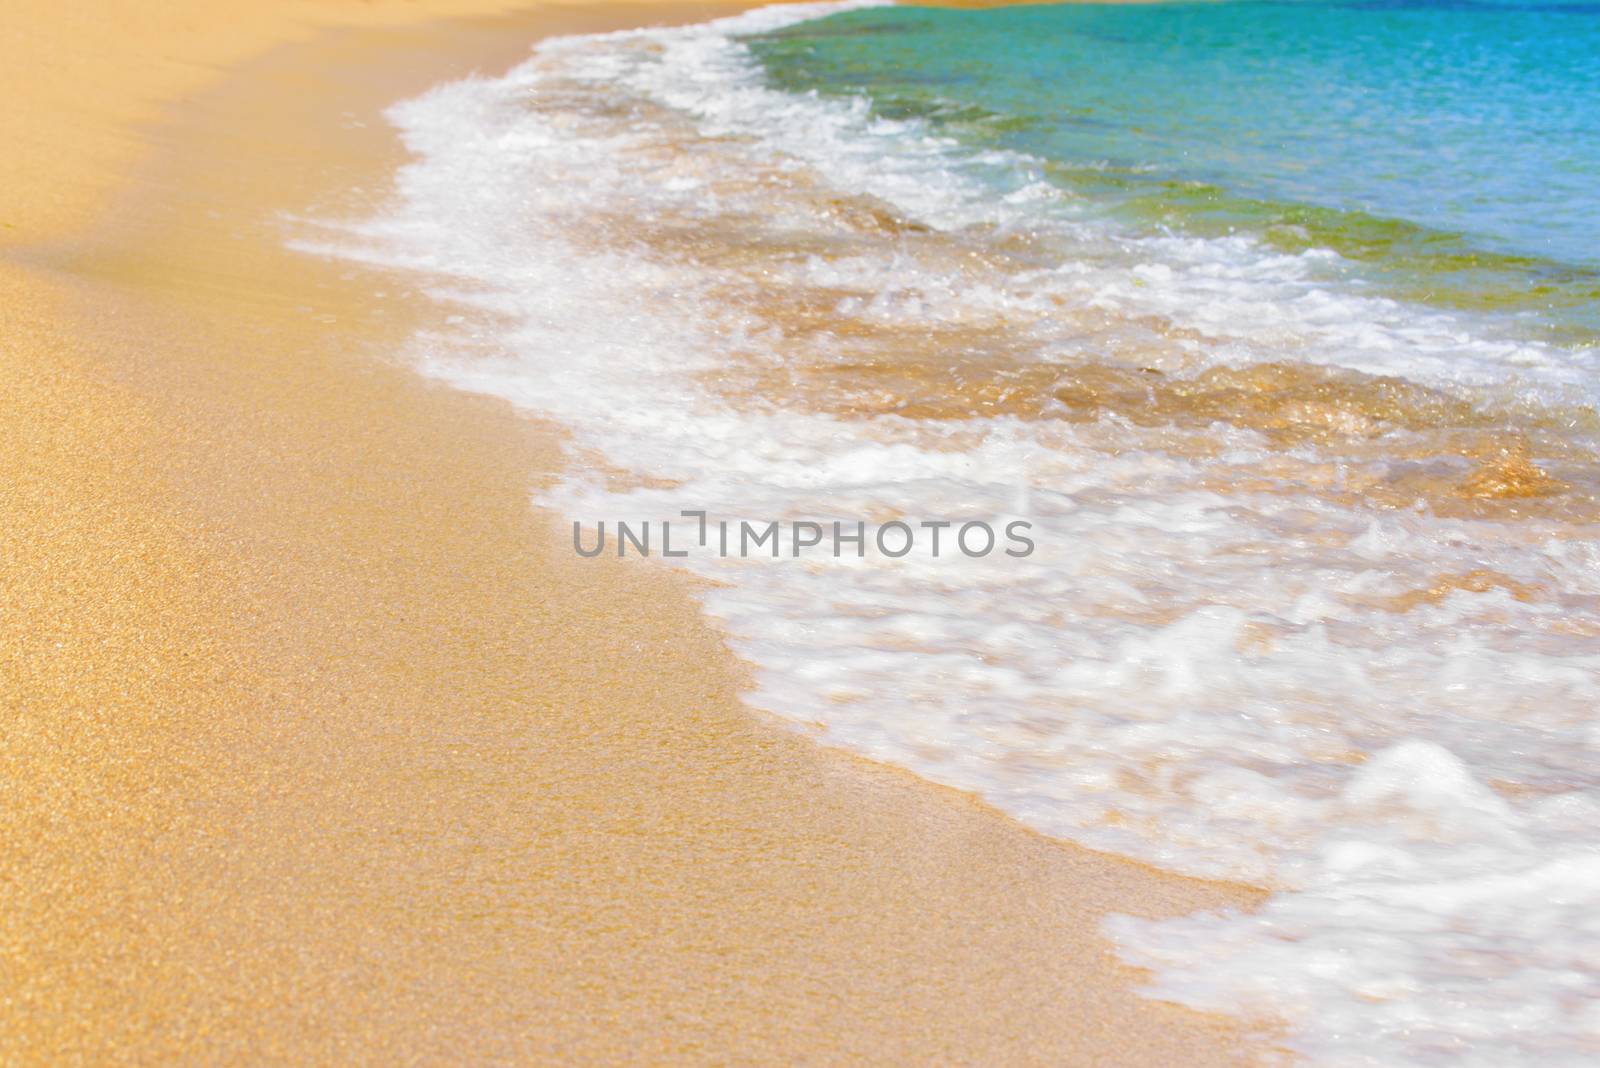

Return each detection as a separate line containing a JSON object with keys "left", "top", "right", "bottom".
{"left": 296, "top": 3, "right": 1600, "bottom": 1064}
{"left": 752, "top": 1, "right": 1600, "bottom": 344}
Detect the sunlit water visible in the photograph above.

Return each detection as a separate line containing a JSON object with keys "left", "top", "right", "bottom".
{"left": 296, "top": 3, "right": 1600, "bottom": 1064}
{"left": 753, "top": 0, "right": 1600, "bottom": 343}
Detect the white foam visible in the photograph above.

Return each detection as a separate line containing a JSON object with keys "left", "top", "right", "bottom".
{"left": 291, "top": 6, "right": 1600, "bottom": 1064}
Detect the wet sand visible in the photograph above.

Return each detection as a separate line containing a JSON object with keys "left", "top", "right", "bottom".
{"left": 1, "top": 2, "right": 1270, "bottom": 1063}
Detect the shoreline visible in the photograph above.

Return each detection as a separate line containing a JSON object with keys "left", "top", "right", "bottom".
{"left": 3, "top": 2, "right": 1271, "bottom": 1063}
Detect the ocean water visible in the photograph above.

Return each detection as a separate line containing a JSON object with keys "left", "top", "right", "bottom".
{"left": 752, "top": 0, "right": 1600, "bottom": 345}
{"left": 295, "top": 3, "right": 1600, "bottom": 1064}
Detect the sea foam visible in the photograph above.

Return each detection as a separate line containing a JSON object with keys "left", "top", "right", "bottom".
{"left": 291, "top": 5, "right": 1600, "bottom": 1064}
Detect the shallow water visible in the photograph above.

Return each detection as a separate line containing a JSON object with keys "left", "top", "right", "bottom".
{"left": 752, "top": 0, "right": 1600, "bottom": 342}
{"left": 296, "top": 3, "right": 1600, "bottom": 1064}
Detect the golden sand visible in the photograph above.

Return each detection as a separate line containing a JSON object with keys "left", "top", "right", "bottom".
{"left": 2, "top": 2, "right": 1269, "bottom": 1063}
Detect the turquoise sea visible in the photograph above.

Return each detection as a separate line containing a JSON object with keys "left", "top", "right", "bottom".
{"left": 750, "top": 0, "right": 1600, "bottom": 344}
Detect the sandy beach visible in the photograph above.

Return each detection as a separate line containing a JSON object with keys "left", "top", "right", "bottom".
{"left": 2, "top": 2, "right": 1269, "bottom": 1063}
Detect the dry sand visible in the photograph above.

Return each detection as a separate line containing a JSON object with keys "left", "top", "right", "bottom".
{"left": 1, "top": 2, "right": 1270, "bottom": 1063}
